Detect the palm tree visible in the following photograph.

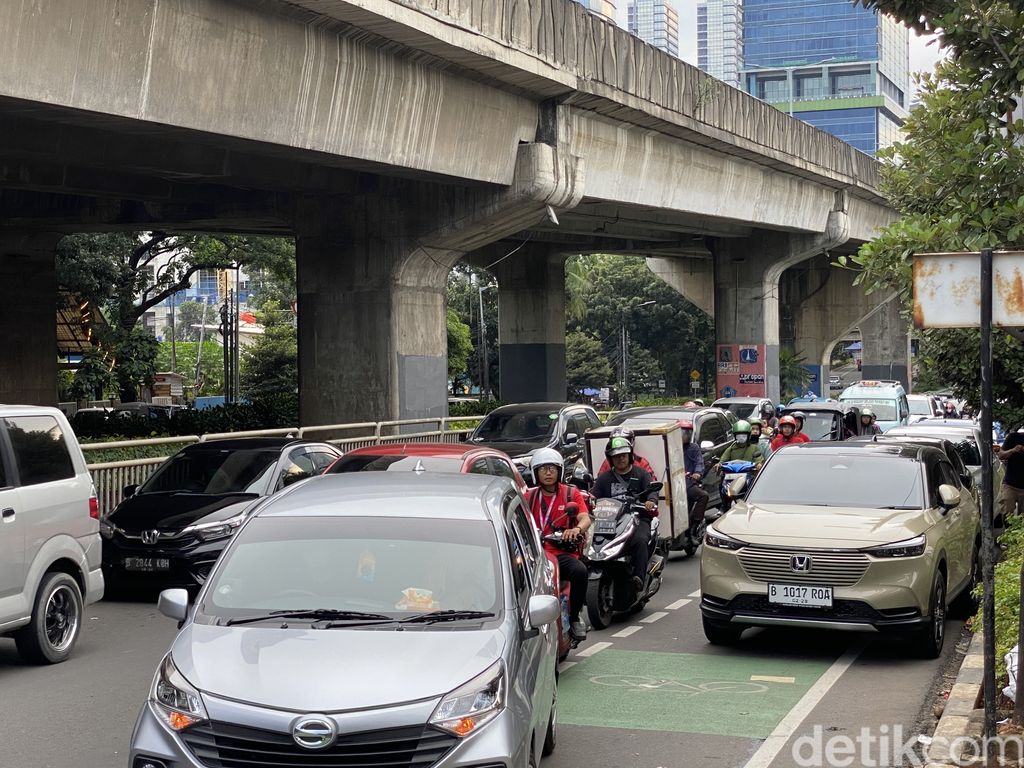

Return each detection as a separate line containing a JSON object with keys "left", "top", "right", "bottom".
{"left": 779, "top": 347, "right": 812, "bottom": 402}
{"left": 565, "top": 255, "right": 590, "bottom": 323}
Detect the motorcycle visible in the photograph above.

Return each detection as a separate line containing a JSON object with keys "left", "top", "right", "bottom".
{"left": 542, "top": 521, "right": 585, "bottom": 661}
{"left": 584, "top": 481, "right": 665, "bottom": 630}
{"left": 718, "top": 459, "right": 758, "bottom": 514}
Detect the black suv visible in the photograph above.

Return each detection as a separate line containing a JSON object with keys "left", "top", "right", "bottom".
{"left": 100, "top": 437, "right": 341, "bottom": 591}
{"left": 467, "top": 402, "right": 602, "bottom": 476}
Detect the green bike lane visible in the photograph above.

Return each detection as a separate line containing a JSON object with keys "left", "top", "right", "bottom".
{"left": 545, "top": 553, "right": 963, "bottom": 768}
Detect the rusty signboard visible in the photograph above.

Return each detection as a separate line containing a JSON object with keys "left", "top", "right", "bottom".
{"left": 912, "top": 251, "right": 1024, "bottom": 328}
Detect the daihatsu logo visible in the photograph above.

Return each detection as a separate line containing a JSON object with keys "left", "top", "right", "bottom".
{"left": 791, "top": 555, "right": 813, "bottom": 572}
{"left": 292, "top": 715, "right": 337, "bottom": 749}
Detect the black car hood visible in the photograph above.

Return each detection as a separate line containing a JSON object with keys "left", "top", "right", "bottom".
{"left": 466, "top": 439, "right": 550, "bottom": 459}
{"left": 108, "top": 492, "right": 258, "bottom": 532}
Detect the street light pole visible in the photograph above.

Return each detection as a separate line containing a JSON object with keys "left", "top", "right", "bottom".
{"left": 621, "top": 300, "right": 656, "bottom": 402}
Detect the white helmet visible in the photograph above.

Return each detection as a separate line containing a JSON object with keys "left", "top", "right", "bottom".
{"left": 530, "top": 447, "right": 564, "bottom": 473}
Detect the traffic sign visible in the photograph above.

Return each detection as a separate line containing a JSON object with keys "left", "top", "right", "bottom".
{"left": 690, "top": 370, "right": 701, "bottom": 380}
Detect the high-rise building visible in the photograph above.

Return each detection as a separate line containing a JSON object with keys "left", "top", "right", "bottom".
{"left": 697, "top": 0, "right": 744, "bottom": 88}
{"left": 627, "top": 0, "right": 679, "bottom": 58}
{"left": 739, "top": 0, "right": 909, "bottom": 155}
{"left": 576, "top": 0, "right": 617, "bottom": 23}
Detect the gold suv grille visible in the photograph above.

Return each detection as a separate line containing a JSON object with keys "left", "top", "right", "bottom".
{"left": 737, "top": 547, "right": 871, "bottom": 587}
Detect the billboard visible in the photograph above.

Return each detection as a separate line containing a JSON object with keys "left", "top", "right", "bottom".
{"left": 716, "top": 344, "right": 767, "bottom": 398}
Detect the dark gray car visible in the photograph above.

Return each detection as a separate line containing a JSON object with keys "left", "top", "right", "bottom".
{"left": 129, "top": 473, "right": 559, "bottom": 768}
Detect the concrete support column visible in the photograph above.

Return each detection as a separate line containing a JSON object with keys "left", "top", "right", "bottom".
{"left": 295, "top": 143, "right": 584, "bottom": 425}
{"left": 645, "top": 256, "right": 714, "bottom": 317}
{"left": 713, "top": 207, "right": 849, "bottom": 401}
{"left": 860, "top": 297, "right": 910, "bottom": 389}
{"left": 0, "top": 231, "right": 61, "bottom": 406}
{"left": 492, "top": 247, "right": 567, "bottom": 402}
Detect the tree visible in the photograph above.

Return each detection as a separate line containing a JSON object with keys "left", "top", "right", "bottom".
{"left": 56, "top": 232, "right": 296, "bottom": 401}
{"left": 566, "top": 331, "right": 613, "bottom": 399}
{"left": 565, "top": 255, "right": 591, "bottom": 323}
{"left": 447, "top": 308, "right": 473, "bottom": 392}
{"left": 164, "top": 300, "right": 214, "bottom": 342}
{"left": 155, "top": 341, "right": 225, "bottom": 397}
{"left": 69, "top": 349, "right": 115, "bottom": 402}
{"left": 779, "top": 348, "right": 812, "bottom": 402}
{"left": 626, "top": 344, "right": 664, "bottom": 396}
{"left": 447, "top": 266, "right": 498, "bottom": 395}
{"left": 239, "top": 300, "right": 298, "bottom": 400}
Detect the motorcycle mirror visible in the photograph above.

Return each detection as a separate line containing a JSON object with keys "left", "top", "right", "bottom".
{"left": 648, "top": 481, "right": 664, "bottom": 494}
{"left": 571, "top": 464, "right": 593, "bottom": 484}
{"left": 728, "top": 475, "right": 748, "bottom": 498}
{"left": 564, "top": 502, "right": 579, "bottom": 516}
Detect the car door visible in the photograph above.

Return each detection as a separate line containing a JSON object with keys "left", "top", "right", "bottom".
{"left": 0, "top": 428, "right": 24, "bottom": 603}
{"left": 938, "top": 459, "right": 974, "bottom": 593}
{"left": 274, "top": 448, "right": 320, "bottom": 492}
{"left": 695, "top": 414, "right": 729, "bottom": 508}
{"left": 927, "top": 457, "right": 963, "bottom": 590}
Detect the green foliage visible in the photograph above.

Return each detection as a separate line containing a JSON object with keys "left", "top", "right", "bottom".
{"left": 70, "top": 349, "right": 116, "bottom": 402}
{"left": 155, "top": 341, "right": 225, "bottom": 397}
{"left": 446, "top": 308, "right": 473, "bottom": 384}
{"left": 974, "top": 515, "right": 1024, "bottom": 677}
{"left": 566, "top": 331, "right": 613, "bottom": 399}
{"left": 164, "top": 301, "right": 214, "bottom": 342}
{"left": 447, "top": 267, "right": 498, "bottom": 394}
{"left": 565, "top": 256, "right": 591, "bottom": 323}
{"left": 627, "top": 344, "right": 664, "bottom": 395}
{"left": 107, "top": 326, "right": 160, "bottom": 403}
{"left": 448, "top": 399, "right": 503, "bottom": 417}
{"left": 779, "top": 348, "right": 812, "bottom": 402}
{"left": 239, "top": 300, "right": 297, "bottom": 400}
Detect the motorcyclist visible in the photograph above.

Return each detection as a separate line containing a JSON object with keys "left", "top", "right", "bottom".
{"left": 720, "top": 420, "right": 764, "bottom": 467}
{"left": 791, "top": 411, "right": 811, "bottom": 441}
{"left": 749, "top": 418, "right": 772, "bottom": 460}
{"left": 860, "top": 407, "right": 883, "bottom": 435}
{"left": 597, "top": 427, "right": 656, "bottom": 479}
{"left": 525, "top": 448, "right": 592, "bottom": 640}
{"left": 944, "top": 400, "right": 960, "bottom": 419}
{"left": 760, "top": 403, "right": 778, "bottom": 431}
{"left": 591, "top": 436, "right": 659, "bottom": 591}
{"left": 678, "top": 420, "right": 709, "bottom": 546}
{"left": 770, "top": 415, "right": 806, "bottom": 451}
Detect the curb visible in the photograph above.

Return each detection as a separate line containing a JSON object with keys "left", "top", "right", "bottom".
{"left": 928, "top": 631, "right": 986, "bottom": 766}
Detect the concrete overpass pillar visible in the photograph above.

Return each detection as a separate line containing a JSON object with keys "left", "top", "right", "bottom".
{"left": 645, "top": 257, "right": 714, "bottom": 317}
{"left": 0, "top": 231, "right": 60, "bottom": 406}
{"left": 294, "top": 143, "right": 583, "bottom": 425}
{"left": 492, "top": 247, "right": 567, "bottom": 402}
{"left": 860, "top": 297, "right": 910, "bottom": 389}
{"left": 713, "top": 208, "right": 849, "bottom": 402}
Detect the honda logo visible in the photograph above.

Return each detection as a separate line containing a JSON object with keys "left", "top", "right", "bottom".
{"left": 791, "top": 555, "right": 812, "bottom": 572}
{"left": 141, "top": 529, "right": 160, "bottom": 545}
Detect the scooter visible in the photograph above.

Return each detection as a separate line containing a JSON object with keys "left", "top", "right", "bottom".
{"left": 541, "top": 501, "right": 587, "bottom": 661}
{"left": 584, "top": 482, "right": 665, "bottom": 630}
{"left": 718, "top": 459, "right": 758, "bottom": 514}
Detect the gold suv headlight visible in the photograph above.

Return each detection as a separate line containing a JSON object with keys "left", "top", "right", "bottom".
{"left": 864, "top": 534, "right": 926, "bottom": 558}
{"left": 705, "top": 528, "right": 745, "bottom": 551}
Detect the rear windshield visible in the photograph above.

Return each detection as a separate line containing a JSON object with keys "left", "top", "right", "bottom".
{"left": 748, "top": 452, "right": 924, "bottom": 509}
{"left": 841, "top": 398, "right": 897, "bottom": 422}
{"left": 140, "top": 449, "right": 279, "bottom": 495}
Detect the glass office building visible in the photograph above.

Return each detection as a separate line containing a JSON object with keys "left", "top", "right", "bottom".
{"left": 739, "top": 0, "right": 909, "bottom": 155}
{"left": 627, "top": 0, "right": 680, "bottom": 57}
{"left": 697, "top": 0, "right": 744, "bottom": 88}
{"left": 576, "top": 0, "right": 617, "bottom": 22}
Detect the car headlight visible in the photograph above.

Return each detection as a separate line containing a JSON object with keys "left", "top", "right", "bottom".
{"left": 705, "top": 528, "right": 746, "bottom": 551}
{"left": 151, "top": 654, "right": 208, "bottom": 731}
{"left": 429, "top": 661, "right": 505, "bottom": 737}
{"left": 187, "top": 513, "right": 246, "bottom": 542}
{"left": 864, "top": 534, "right": 927, "bottom": 558}
{"left": 99, "top": 518, "right": 116, "bottom": 540}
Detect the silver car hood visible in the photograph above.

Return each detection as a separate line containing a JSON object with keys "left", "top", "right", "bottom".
{"left": 172, "top": 623, "right": 509, "bottom": 711}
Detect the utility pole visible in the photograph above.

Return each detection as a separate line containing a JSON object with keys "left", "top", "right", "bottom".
{"left": 195, "top": 300, "right": 208, "bottom": 395}
{"left": 479, "top": 284, "right": 490, "bottom": 401}
{"left": 169, "top": 291, "right": 177, "bottom": 372}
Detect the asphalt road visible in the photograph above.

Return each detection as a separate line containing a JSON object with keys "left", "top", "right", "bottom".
{"left": 0, "top": 552, "right": 962, "bottom": 768}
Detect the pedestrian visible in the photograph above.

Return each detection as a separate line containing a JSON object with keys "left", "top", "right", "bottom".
{"left": 998, "top": 428, "right": 1024, "bottom": 524}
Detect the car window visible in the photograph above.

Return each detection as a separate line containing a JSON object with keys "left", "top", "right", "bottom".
{"left": 3, "top": 415, "right": 76, "bottom": 486}
{"left": 308, "top": 451, "right": 339, "bottom": 472}
{"left": 571, "top": 413, "right": 591, "bottom": 440}
{"left": 278, "top": 450, "right": 318, "bottom": 490}
{"left": 0, "top": 444, "right": 8, "bottom": 488}
{"left": 585, "top": 409, "right": 602, "bottom": 429}
{"left": 937, "top": 461, "right": 961, "bottom": 489}
{"left": 472, "top": 410, "right": 558, "bottom": 442}
{"left": 925, "top": 459, "right": 944, "bottom": 507}
{"left": 698, "top": 416, "right": 727, "bottom": 447}
{"left": 489, "top": 458, "right": 517, "bottom": 481}
{"left": 509, "top": 500, "right": 541, "bottom": 580}
{"left": 468, "top": 458, "right": 491, "bottom": 475}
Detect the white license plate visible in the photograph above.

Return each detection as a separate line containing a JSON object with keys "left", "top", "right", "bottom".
{"left": 768, "top": 583, "right": 833, "bottom": 608}
{"left": 123, "top": 557, "right": 170, "bottom": 572}
{"left": 595, "top": 521, "right": 617, "bottom": 534}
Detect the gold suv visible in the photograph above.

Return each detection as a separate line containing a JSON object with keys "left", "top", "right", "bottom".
{"left": 700, "top": 442, "right": 980, "bottom": 658}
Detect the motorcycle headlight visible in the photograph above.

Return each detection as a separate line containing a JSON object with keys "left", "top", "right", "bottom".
{"left": 429, "top": 661, "right": 505, "bottom": 737}
{"left": 864, "top": 534, "right": 926, "bottom": 558}
{"left": 705, "top": 528, "right": 746, "bottom": 551}
{"left": 188, "top": 513, "right": 246, "bottom": 542}
{"left": 151, "top": 654, "right": 208, "bottom": 731}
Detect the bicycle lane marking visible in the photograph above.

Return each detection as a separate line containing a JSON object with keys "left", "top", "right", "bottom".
{"left": 556, "top": 648, "right": 835, "bottom": 738}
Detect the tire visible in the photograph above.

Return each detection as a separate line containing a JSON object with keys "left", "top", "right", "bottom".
{"left": 702, "top": 613, "right": 743, "bottom": 645}
{"left": 950, "top": 543, "right": 981, "bottom": 619}
{"left": 912, "top": 570, "right": 946, "bottom": 659}
{"left": 14, "top": 572, "right": 83, "bottom": 664}
{"left": 541, "top": 685, "right": 557, "bottom": 756}
{"left": 586, "top": 574, "right": 614, "bottom": 630}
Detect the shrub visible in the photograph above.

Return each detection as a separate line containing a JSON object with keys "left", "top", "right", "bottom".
{"left": 974, "top": 515, "right": 1024, "bottom": 677}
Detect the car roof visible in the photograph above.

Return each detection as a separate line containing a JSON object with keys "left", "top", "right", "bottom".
{"left": 343, "top": 442, "right": 486, "bottom": 459}
{"left": 256, "top": 472, "right": 511, "bottom": 521}
{"left": 915, "top": 418, "right": 978, "bottom": 429}
{"left": 782, "top": 403, "right": 848, "bottom": 413}
{"left": 713, "top": 397, "right": 762, "bottom": 404}
{"left": 183, "top": 437, "right": 307, "bottom": 451}
{"left": 774, "top": 441, "right": 937, "bottom": 461}
{"left": 486, "top": 402, "right": 577, "bottom": 414}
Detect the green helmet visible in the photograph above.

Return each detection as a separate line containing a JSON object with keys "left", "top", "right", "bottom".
{"left": 732, "top": 420, "right": 752, "bottom": 434}
{"left": 605, "top": 435, "right": 633, "bottom": 458}
{"left": 748, "top": 418, "right": 763, "bottom": 428}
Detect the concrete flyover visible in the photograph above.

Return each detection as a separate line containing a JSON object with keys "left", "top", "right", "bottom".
{"left": 0, "top": 0, "right": 899, "bottom": 419}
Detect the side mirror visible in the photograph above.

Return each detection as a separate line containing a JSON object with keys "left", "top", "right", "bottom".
{"left": 571, "top": 464, "right": 593, "bottom": 488}
{"left": 960, "top": 473, "right": 974, "bottom": 489}
{"left": 158, "top": 588, "right": 189, "bottom": 623}
{"left": 122, "top": 484, "right": 138, "bottom": 499}
{"left": 564, "top": 502, "right": 580, "bottom": 519}
{"left": 700, "top": 440, "right": 715, "bottom": 450}
{"left": 729, "top": 475, "right": 748, "bottom": 499}
{"left": 564, "top": 432, "right": 580, "bottom": 447}
{"left": 938, "top": 484, "right": 962, "bottom": 510}
{"left": 526, "top": 594, "right": 559, "bottom": 633}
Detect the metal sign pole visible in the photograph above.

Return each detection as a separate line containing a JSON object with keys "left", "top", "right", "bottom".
{"left": 980, "top": 247, "right": 996, "bottom": 739}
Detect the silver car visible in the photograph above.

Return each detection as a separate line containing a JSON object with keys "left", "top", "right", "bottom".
{"left": 129, "top": 473, "right": 560, "bottom": 768}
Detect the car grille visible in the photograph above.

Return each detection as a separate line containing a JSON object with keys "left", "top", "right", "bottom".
{"left": 180, "top": 721, "right": 458, "bottom": 768}
{"left": 737, "top": 547, "right": 870, "bottom": 587}
{"left": 726, "top": 594, "right": 896, "bottom": 622}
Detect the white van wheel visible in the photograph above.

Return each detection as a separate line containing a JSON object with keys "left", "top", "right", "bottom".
{"left": 14, "top": 573, "right": 83, "bottom": 664}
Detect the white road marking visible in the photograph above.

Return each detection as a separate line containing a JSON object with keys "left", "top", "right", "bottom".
{"left": 742, "top": 645, "right": 863, "bottom": 768}
{"left": 557, "top": 661, "right": 577, "bottom": 673}
{"left": 688, "top": 590, "right": 702, "bottom": 598}
{"left": 640, "top": 611, "right": 669, "bottom": 624}
{"left": 576, "top": 641, "right": 613, "bottom": 658}
{"left": 612, "top": 625, "right": 644, "bottom": 638}
{"left": 751, "top": 675, "right": 796, "bottom": 684}
{"left": 665, "top": 598, "right": 692, "bottom": 610}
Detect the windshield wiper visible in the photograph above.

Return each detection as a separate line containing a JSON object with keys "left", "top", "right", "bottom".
{"left": 224, "top": 609, "right": 394, "bottom": 627}
{"left": 877, "top": 505, "right": 920, "bottom": 510}
{"left": 400, "top": 610, "right": 496, "bottom": 624}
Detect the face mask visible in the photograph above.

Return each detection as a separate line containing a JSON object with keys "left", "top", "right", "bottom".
{"left": 735, "top": 434, "right": 749, "bottom": 445}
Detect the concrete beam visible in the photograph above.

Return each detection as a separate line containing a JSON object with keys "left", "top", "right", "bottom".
{"left": 0, "top": 231, "right": 62, "bottom": 406}
{"left": 646, "top": 257, "right": 714, "bottom": 317}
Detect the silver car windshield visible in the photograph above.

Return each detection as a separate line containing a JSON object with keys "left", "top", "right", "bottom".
{"left": 748, "top": 454, "right": 925, "bottom": 509}
{"left": 200, "top": 516, "right": 502, "bottom": 622}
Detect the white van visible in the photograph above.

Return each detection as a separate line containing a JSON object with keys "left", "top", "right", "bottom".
{"left": 839, "top": 381, "right": 911, "bottom": 432}
{"left": 0, "top": 406, "right": 103, "bottom": 663}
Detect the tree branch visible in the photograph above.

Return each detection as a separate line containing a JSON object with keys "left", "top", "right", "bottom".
{"left": 134, "top": 264, "right": 206, "bottom": 317}
{"left": 130, "top": 231, "right": 168, "bottom": 270}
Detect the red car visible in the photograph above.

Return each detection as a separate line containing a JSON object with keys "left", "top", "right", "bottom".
{"left": 325, "top": 442, "right": 528, "bottom": 493}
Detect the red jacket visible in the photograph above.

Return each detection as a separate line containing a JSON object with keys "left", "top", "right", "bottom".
{"left": 770, "top": 432, "right": 811, "bottom": 451}
{"left": 525, "top": 484, "right": 590, "bottom": 559}
{"left": 597, "top": 454, "right": 657, "bottom": 480}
